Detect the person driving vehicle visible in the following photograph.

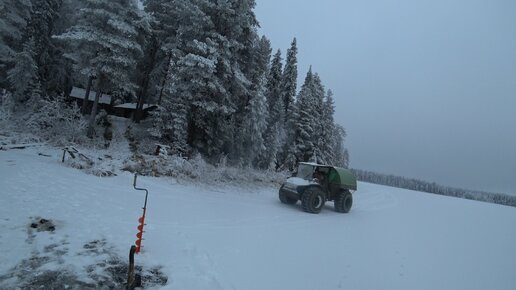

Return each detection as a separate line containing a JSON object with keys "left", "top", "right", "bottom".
{"left": 313, "top": 169, "right": 325, "bottom": 184}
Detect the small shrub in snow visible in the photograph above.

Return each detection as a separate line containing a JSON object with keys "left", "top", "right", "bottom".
{"left": 120, "top": 150, "right": 289, "bottom": 188}
{"left": 0, "top": 131, "right": 43, "bottom": 147}
{"left": 2, "top": 94, "right": 88, "bottom": 146}
{"left": 23, "top": 95, "right": 87, "bottom": 145}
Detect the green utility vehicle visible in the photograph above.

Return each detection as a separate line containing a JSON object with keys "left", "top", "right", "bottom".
{"left": 279, "top": 162, "right": 357, "bottom": 214}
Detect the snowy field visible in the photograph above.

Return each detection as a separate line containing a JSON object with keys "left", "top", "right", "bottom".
{"left": 1, "top": 146, "right": 515, "bottom": 289}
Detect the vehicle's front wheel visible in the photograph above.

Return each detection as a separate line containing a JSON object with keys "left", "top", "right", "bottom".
{"left": 279, "top": 187, "right": 297, "bottom": 205}
{"left": 334, "top": 190, "right": 353, "bottom": 213}
{"left": 301, "top": 187, "right": 325, "bottom": 214}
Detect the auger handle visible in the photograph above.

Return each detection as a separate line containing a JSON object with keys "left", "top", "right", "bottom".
{"left": 133, "top": 174, "right": 149, "bottom": 210}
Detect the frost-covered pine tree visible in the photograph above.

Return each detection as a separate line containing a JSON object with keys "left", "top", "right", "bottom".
{"left": 258, "top": 49, "right": 283, "bottom": 169}
{"left": 55, "top": 0, "right": 143, "bottom": 137}
{"left": 0, "top": 0, "right": 32, "bottom": 89}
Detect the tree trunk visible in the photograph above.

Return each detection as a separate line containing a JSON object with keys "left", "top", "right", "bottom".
{"left": 82, "top": 75, "right": 94, "bottom": 114}
{"left": 87, "top": 87, "right": 102, "bottom": 138}
{"left": 157, "top": 53, "right": 172, "bottom": 106}
{"left": 134, "top": 95, "right": 144, "bottom": 123}
{"left": 134, "top": 38, "right": 160, "bottom": 123}
{"left": 134, "top": 74, "right": 150, "bottom": 123}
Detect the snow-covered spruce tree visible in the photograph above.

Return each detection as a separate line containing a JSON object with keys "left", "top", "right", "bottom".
{"left": 238, "top": 35, "right": 270, "bottom": 167}
{"left": 342, "top": 148, "right": 349, "bottom": 168}
{"left": 0, "top": 0, "right": 32, "bottom": 90}
{"left": 309, "top": 72, "right": 326, "bottom": 162}
{"left": 317, "top": 89, "right": 336, "bottom": 164}
{"left": 7, "top": 0, "right": 65, "bottom": 101}
{"left": 146, "top": 0, "right": 222, "bottom": 157}
{"left": 333, "top": 124, "right": 348, "bottom": 167}
{"left": 243, "top": 77, "right": 268, "bottom": 167}
{"left": 176, "top": 0, "right": 225, "bottom": 159}
{"left": 144, "top": 0, "right": 218, "bottom": 115}
{"left": 53, "top": 0, "right": 85, "bottom": 32}
{"left": 140, "top": 0, "right": 187, "bottom": 121}
{"left": 227, "top": 29, "right": 269, "bottom": 165}
{"left": 23, "top": 0, "right": 64, "bottom": 96}
{"left": 132, "top": 32, "right": 158, "bottom": 122}
{"left": 276, "top": 38, "right": 299, "bottom": 169}
{"left": 105, "top": 4, "right": 149, "bottom": 107}
{"left": 257, "top": 49, "right": 283, "bottom": 169}
{"left": 51, "top": 0, "right": 88, "bottom": 98}
{"left": 115, "top": 7, "right": 152, "bottom": 122}
{"left": 281, "top": 37, "right": 298, "bottom": 120}
{"left": 206, "top": 0, "right": 261, "bottom": 163}
{"left": 267, "top": 49, "right": 284, "bottom": 119}
{"left": 0, "top": 91, "right": 14, "bottom": 123}
{"left": 43, "top": 40, "right": 74, "bottom": 97}
{"left": 146, "top": 0, "right": 267, "bottom": 163}
{"left": 291, "top": 68, "right": 316, "bottom": 165}
{"left": 55, "top": 0, "right": 143, "bottom": 137}
{"left": 6, "top": 38, "right": 38, "bottom": 102}
{"left": 170, "top": 0, "right": 261, "bottom": 161}
{"left": 139, "top": 0, "right": 190, "bottom": 146}
{"left": 148, "top": 81, "right": 189, "bottom": 156}
{"left": 289, "top": 67, "right": 327, "bottom": 165}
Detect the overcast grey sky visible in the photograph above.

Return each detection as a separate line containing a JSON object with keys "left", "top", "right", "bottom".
{"left": 255, "top": 0, "right": 516, "bottom": 195}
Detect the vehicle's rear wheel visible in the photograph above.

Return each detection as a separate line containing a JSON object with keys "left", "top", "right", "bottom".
{"left": 279, "top": 187, "right": 297, "bottom": 204}
{"left": 301, "top": 187, "right": 325, "bottom": 214}
{"left": 335, "top": 190, "right": 353, "bottom": 213}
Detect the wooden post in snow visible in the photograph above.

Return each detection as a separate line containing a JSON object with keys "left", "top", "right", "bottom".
{"left": 82, "top": 75, "right": 94, "bottom": 114}
{"left": 86, "top": 90, "right": 101, "bottom": 138}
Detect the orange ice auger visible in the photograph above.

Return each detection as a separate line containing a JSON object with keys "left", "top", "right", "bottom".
{"left": 133, "top": 174, "right": 149, "bottom": 254}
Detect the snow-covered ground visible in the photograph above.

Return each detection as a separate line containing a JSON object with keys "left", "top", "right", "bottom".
{"left": 1, "top": 146, "right": 515, "bottom": 289}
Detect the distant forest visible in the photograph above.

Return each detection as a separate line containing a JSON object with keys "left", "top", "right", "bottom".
{"left": 351, "top": 168, "right": 516, "bottom": 207}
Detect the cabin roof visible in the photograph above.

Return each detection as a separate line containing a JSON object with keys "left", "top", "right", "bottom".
{"left": 69, "top": 87, "right": 111, "bottom": 105}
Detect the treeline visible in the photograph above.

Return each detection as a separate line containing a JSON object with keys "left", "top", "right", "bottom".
{"left": 351, "top": 168, "right": 516, "bottom": 207}
{"left": 0, "top": 0, "right": 349, "bottom": 170}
